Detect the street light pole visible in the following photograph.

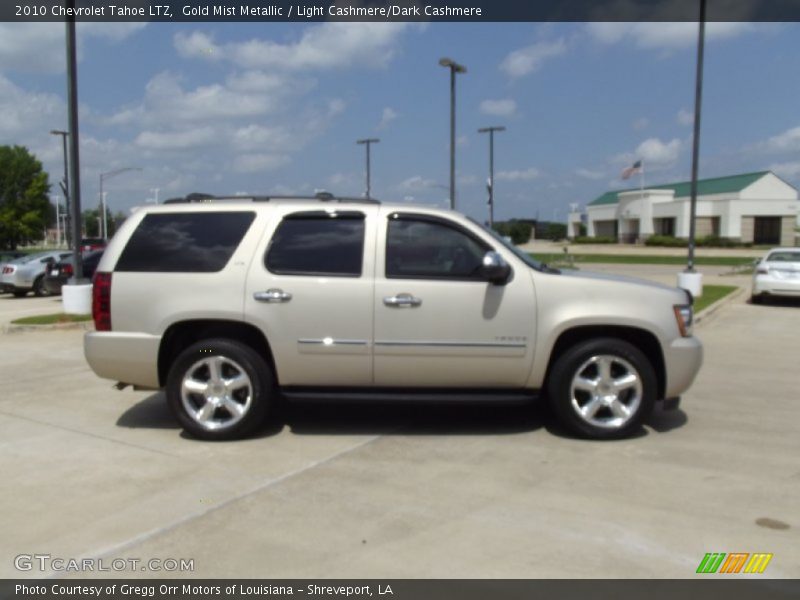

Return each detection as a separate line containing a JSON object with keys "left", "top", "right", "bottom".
{"left": 478, "top": 126, "right": 506, "bottom": 228}
{"left": 356, "top": 138, "right": 379, "bottom": 199}
{"left": 99, "top": 167, "right": 141, "bottom": 239}
{"left": 439, "top": 57, "right": 466, "bottom": 210}
{"left": 50, "top": 129, "right": 71, "bottom": 248}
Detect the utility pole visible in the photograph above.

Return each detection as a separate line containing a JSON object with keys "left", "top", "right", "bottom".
{"left": 356, "top": 138, "right": 379, "bottom": 199}
{"left": 478, "top": 126, "right": 506, "bottom": 228}
{"left": 65, "top": 2, "right": 83, "bottom": 281}
{"left": 50, "top": 130, "right": 71, "bottom": 248}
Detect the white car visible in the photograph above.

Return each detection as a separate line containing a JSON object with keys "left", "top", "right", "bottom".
{"left": 751, "top": 248, "right": 800, "bottom": 303}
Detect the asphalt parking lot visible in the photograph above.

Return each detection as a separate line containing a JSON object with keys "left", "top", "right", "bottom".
{"left": 0, "top": 276, "right": 797, "bottom": 579}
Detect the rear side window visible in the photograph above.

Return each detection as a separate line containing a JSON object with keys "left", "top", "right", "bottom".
{"left": 115, "top": 212, "right": 255, "bottom": 272}
{"left": 266, "top": 211, "right": 365, "bottom": 277}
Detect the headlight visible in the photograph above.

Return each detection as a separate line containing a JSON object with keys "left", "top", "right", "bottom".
{"left": 673, "top": 304, "right": 693, "bottom": 337}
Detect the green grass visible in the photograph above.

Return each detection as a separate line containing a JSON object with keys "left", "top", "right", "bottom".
{"left": 11, "top": 313, "right": 92, "bottom": 325}
{"left": 532, "top": 253, "right": 757, "bottom": 267}
{"left": 693, "top": 285, "right": 738, "bottom": 313}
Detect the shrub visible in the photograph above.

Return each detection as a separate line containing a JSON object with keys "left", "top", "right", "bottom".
{"left": 572, "top": 236, "right": 616, "bottom": 244}
{"left": 493, "top": 221, "right": 533, "bottom": 245}
{"left": 645, "top": 235, "right": 688, "bottom": 247}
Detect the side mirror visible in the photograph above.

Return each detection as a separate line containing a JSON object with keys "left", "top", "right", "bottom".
{"left": 480, "top": 251, "right": 511, "bottom": 285}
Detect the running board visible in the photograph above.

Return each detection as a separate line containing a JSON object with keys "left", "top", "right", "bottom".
{"left": 280, "top": 387, "right": 539, "bottom": 404}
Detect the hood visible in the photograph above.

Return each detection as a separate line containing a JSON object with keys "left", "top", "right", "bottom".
{"left": 558, "top": 268, "right": 680, "bottom": 294}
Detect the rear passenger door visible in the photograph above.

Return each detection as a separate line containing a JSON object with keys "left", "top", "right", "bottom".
{"left": 244, "top": 206, "right": 378, "bottom": 387}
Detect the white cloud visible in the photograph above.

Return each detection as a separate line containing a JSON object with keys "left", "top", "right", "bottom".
{"left": 575, "top": 168, "right": 605, "bottom": 180}
{"left": 135, "top": 128, "right": 217, "bottom": 150}
{"left": 616, "top": 138, "right": 682, "bottom": 168}
{"left": 234, "top": 153, "right": 291, "bottom": 173}
{"left": 401, "top": 175, "right": 438, "bottom": 191}
{"left": 586, "top": 22, "right": 768, "bottom": 50}
{"left": 497, "top": 167, "right": 541, "bottom": 181}
{"left": 677, "top": 108, "right": 694, "bottom": 126}
{"left": 480, "top": 99, "right": 517, "bottom": 117}
{"left": 760, "top": 125, "right": 800, "bottom": 153}
{"left": 500, "top": 39, "right": 566, "bottom": 78}
{"left": 174, "top": 23, "right": 415, "bottom": 71}
{"left": 0, "top": 23, "right": 146, "bottom": 74}
{"left": 174, "top": 31, "right": 221, "bottom": 60}
{"left": 0, "top": 75, "right": 64, "bottom": 139}
{"left": 769, "top": 161, "right": 800, "bottom": 179}
{"left": 632, "top": 117, "right": 649, "bottom": 131}
{"left": 378, "top": 107, "right": 398, "bottom": 129}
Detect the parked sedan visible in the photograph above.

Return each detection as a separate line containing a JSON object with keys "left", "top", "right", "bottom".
{"left": 43, "top": 250, "right": 104, "bottom": 295}
{"left": 80, "top": 238, "right": 107, "bottom": 252}
{"left": 751, "top": 248, "right": 800, "bottom": 303}
{"left": 0, "top": 250, "right": 73, "bottom": 297}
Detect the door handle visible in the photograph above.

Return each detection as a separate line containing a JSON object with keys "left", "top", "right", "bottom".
{"left": 383, "top": 293, "right": 422, "bottom": 308}
{"left": 254, "top": 288, "right": 292, "bottom": 303}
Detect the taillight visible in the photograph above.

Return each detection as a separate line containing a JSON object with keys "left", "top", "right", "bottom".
{"left": 92, "top": 272, "right": 112, "bottom": 331}
{"left": 2, "top": 266, "right": 13, "bottom": 274}
{"left": 63, "top": 264, "right": 74, "bottom": 277}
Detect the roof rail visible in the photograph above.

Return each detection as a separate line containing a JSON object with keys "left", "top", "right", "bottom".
{"left": 161, "top": 192, "right": 380, "bottom": 205}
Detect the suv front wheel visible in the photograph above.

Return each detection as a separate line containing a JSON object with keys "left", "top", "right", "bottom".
{"left": 547, "top": 338, "right": 656, "bottom": 439}
{"left": 166, "top": 339, "right": 274, "bottom": 440}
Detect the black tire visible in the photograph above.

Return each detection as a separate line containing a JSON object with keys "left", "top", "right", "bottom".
{"left": 12, "top": 289, "right": 28, "bottom": 298}
{"left": 547, "top": 338, "right": 657, "bottom": 440}
{"left": 32, "top": 276, "right": 48, "bottom": 297}
{"left": 166, "top": 338, "right": 274, "bottom": 440}
{"left": 750, "top": 294, "right": 763, "bottom": 305}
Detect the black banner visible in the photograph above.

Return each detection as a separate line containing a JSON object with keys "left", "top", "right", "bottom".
{"left": 5, "top": 0, "right": 800, "bottom": 23}
{"left": 3, "top": 580, "right": 800, "bottom": 600}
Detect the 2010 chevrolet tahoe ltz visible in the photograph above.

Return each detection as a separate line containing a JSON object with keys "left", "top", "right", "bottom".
{"left": 84, "top": 193, "right": 702, "bottom": 440}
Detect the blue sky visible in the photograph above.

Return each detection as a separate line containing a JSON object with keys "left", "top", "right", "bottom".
{"left": 2, "top": 21, "right": 800, "bottom": 223}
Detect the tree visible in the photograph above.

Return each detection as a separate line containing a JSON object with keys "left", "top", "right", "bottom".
{"left": 0, "top": 146, "right": 51, "bottom": 250}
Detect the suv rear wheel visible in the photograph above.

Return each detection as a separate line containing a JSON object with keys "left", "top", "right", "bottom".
{"left": 166, "top": 338, "right": 273, "bottom": 440}
{"left": 547, "top": 338, "right": 656, "bottom": 439}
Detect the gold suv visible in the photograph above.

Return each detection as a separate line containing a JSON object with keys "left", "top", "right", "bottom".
{"left": 85, "top": 194, "right": 702, "bottom": 440}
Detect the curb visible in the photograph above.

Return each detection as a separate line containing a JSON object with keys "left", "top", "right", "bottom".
{"left": 694, "top": 286, "right": 745, "bottom": 326}
{"left": 2, "top": 320, "right": 95, "bottom": 334}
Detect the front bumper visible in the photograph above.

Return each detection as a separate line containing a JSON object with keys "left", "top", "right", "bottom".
{"left": 84, "top": 331, "right": 162, "bottom": 389}
{"left": 662, "top": 335, "right": 703, "bottom": 399}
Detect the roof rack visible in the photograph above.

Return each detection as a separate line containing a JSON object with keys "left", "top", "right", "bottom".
{"left": 162, "top": 192, "right": 380, "bottom": 205}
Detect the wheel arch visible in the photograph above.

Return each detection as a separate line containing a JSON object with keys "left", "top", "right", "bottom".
{"left": 158, "top": 319, "right": 276, "bottom": 387}
{"left": 545, "top": 325, "right": 666, "bottom": 399}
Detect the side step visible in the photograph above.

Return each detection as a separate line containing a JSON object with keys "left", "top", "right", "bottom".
{"left": 280, "top": 387, "right": 539, "bottom": 404}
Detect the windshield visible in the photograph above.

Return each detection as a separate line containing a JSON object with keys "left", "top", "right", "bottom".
{"left": 468, "top": 218, "right": 545, "bottom": 270}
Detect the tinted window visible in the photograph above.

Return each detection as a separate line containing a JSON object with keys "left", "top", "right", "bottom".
{"left": 116, "top": 212, "right": 255, "bottom": 272}
{"left": 386, "top": 215, "right": 489, "bottom": 279}
{"left": 266, "top": 212, "right": 365, "bottom": 277}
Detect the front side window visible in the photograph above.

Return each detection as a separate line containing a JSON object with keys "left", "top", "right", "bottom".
{"left": 115, "top": 211, "right": 255, "bottom": 272}
{"left": 266, "top": 211, "right": 365, "bottom": 277}
{"left": 386, "top": 214, "right": 489, "bottom": 280}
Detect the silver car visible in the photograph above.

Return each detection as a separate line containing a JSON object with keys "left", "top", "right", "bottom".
{"left": 0, "top": 251, "right": 73, "bottom": 297}
{"left": 751, "top": 248, "right": 800, "bottom": 303}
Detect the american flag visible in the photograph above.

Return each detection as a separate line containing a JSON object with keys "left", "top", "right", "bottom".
{"left": 621, "top": 160, "right": 642, "bottom": 180}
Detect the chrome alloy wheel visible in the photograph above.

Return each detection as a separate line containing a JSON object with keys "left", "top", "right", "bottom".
{"left": 569, "top": 354, "right": 643, "bottom": 430}
{"left": 180, "top": 355, "right": 253, "bottom": 431}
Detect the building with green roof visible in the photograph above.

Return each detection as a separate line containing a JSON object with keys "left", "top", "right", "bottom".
{"left": 568, "top": 171, "right": 798, "bottom": 245}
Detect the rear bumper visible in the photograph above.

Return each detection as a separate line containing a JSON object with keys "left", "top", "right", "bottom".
{"left": 84, "top": 331, "right": 162, "bottom": 389}
{"left": 662, "top": 336, "right": 703, "bottom": 399}
{"left": 752, "top": 276, "right": 800, "bottom": 297}
{"left": 44, "top": 276, "right": 67, "bottom": 295}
